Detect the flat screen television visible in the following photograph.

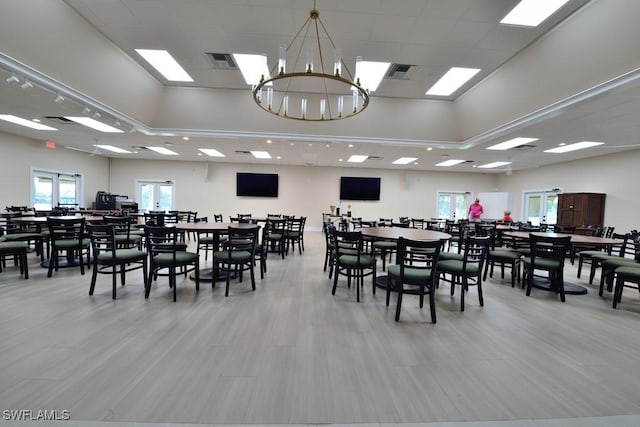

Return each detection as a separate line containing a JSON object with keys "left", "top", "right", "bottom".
{"left": 236, "top": 172, "right": 279, "bottom": 197}
{"left": 339, "top": 176, "right": 381, "bottom": 201}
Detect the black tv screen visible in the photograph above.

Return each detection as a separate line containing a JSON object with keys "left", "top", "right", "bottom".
{"left": 340, "top": 176, "right": 381, "bottom": 201}
{"left": 236, "top": 173, "right": 279, "bottom": 197}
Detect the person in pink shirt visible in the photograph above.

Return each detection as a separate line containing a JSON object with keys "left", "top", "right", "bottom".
{"left": 468, "top": 197, "right": 484, "bottom": 222}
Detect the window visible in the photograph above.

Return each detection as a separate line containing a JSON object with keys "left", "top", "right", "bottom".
{"left": 437, "top": 191, "right": 471, "bottom": 220}
{"left": 31, "top": 169, "right": 83, "bottom": 210}
{"left": 135, "top": 180, "right": 175, "bottom": 212}
{"left": 523, "top": 189, "right": 560, "bottom": 225}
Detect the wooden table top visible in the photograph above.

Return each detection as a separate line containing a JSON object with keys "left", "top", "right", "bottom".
{"left": 503, "top": 231, "right": 621, "bottom": 246}
{"left": 361, "top": 227, "right": 451, "bottom": 241}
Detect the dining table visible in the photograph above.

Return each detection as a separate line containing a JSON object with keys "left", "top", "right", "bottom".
{"left": 502, "top": 230, "right": 621, "bottom": 295}
{"left": 175, "top": 222, "right": 260, "bottom": 282}
{"left": 360, "top": 227, "right": 451, "bottom": 289}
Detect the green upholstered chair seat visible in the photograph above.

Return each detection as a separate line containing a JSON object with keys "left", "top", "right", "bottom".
{"left": 153, "top": 251, "right": 199, "bottom": 265}
{"left": 523, "top": 258, "right": 561, "bottom": 270}
{"left": 155, "top": 242, "right": 187, "bottom": 251}
{"left": 489, "top": 249, "right": 522, "bottom": 261}
{"left": 213, "top": 250, "right": 252, "bottom": 263}
{"left": 437, "top": 259, "right": 481, "bottom": 274}
{"left": 579, "top": 249, "right": 607, "bottom": 257}
{"left": 338, "top": 254, "right": 375, "bottom": 267}
{"left": 372, "top": 241, "right": 396, "bottom": 249}
{"left": 55, "top": 238, "right": 90, "bottom": 249}
{"left": 199, "top": 235, "right": 215, "bottom": 243}
{"left": 387, "top": 265, "right": 433, "bottom": 283}
{"left": 438, "top": 252, "right": 464, "bottom": 261}
{"left": 615, "top": 265, "right": 640, "bottom": 278}
{"left": 602, "top": 258, "right": 639, "bottom": 269}
{"left": 4, "top": 232, "right": 43, "bottom": 241}
{"left": 97, "top": 249, "right": 146, "bottom": 263}
{"left": 267, "top": 233, "right": 283, "bottom": 240}
{"left": 0, "top": 236, "right": 7, "bottom": 243}
{"left": 115, "top": 234, "right": 142, "bottom": 243}
{"left": 0, "top": 241, "right": 29, "bottom": 251}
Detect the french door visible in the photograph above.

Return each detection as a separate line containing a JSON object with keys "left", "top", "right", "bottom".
{"left": 31, "top": 169, "right": 83, "bottom": 210}
{"left": 523, "top": 190, "right": 560, "bottom": 225}
{"left": 437, "top": 191, "right": 471, "bottom": 220}
{"left": 135, "top": 180, "right": 175, "bottom": 212}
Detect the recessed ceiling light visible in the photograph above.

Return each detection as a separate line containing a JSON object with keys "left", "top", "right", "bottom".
{"left": 65, "top": 117, "right": 124, "bottom": 133}
{"left": 426, "top": 67, "right": 481, "bottom": 96}
{"left": 392, "top": 157, "right": 418, "bottom": 165}
{"left": 436, "top": 159, "right": 466, "bottom": 167}
{"left": 147, "top": 146, "right": 179, "bottom": 155}
{"left": 183, "top": 136, "right": 189, "bottom": 141}
{"left": 478, "top": 161, "right": 512, "bottom": 169}
{"left": 276, "top": 156, "right": 281, "bottom": 159}
{"left": 198, "top": 148, "right": 225, "bottom": 157}
{"left": 251, "top": 150, "right": 271, "bottom": 159}
{"left": 32, "top": 118, "right": 41, "bottom": 122}
{"left": 95, "top": 144, "right": 132, "bottom": 154}
{"left": 544, "top": 141, "right": 604, "bottom": 153}
{"left": 500, "top": 0, "right": 570, "bottom": 27}
{"left": 427, "top": 147, "right": 433, "bottom": 151}
{"left": 487, "top": 137, "right": 539, "bottom": 150}
{"left": 338, "top": 159, "right": 343, "bottom": 162}
{"left": 0, "top": 114, "right": 58, "bottom": 131}
{"left": 348, "top": 155, "right": 368, "bottom": 163}
{"left": 266, "top": 139, "right": 272, "bottom": 144}
{"left": 348, "top": 144, "right": 354, "bottom": 148}
{"left": 135, "top": 49, "right": 194, "bottom": 82}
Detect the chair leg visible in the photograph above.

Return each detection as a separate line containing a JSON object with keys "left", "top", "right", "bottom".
{"left": 429, "top": 289, "right": 436, "bottom": 323}
{"left": 478, "top": 279, "right": 484, "bottom": 307}
{"left": 112, "top": 265, "right": 117, "bottom": 299}
{"left": 395, "top": 290, "right": 403, "bottom": 321}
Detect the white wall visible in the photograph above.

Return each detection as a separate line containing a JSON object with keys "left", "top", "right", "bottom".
{"left": 3, "top": 131, "right": 638, "bottom": 233}
{"left": 108, "top": 159, "right": 498, "bottom": 228}
{"left": 0, "top": 132, "right": 110, "bottom": 209}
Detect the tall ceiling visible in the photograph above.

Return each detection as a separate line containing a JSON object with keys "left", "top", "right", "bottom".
{"left": 1, "top": 0, "right": 640, "bottom": 173}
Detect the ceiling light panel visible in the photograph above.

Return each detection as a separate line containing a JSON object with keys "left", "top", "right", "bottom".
{"left": 348, "top": 155, "right": 369, "bottom": 163}
{"left": 487, "top": 137, "right": 539, "bottom": 150}
{"left": 501, "top": 0, "right": 570, "bottom": 27}
{"left": 355, "top": 60, "right": 391, "bottom": 92}
{"left": 147, "top": 146, "right": 179, "bottom": 155}
{"left": 478, "top": 161, "right": 512, "bottom": 169}
{"left": 0, "top": 114, "right": 58, "bottom": 131}
{"left": 135, "top": 49, "right": 194, "bottom": 82}
{"left": 392, "top": 157, "right": 418, "bottom": 165}
{"left": 65, "top": 117, "right": 123, "bottom": 133}
{"left": 95, "top": 144, "right": 132, "bottom": 154}
{"left": 250, "top": 150, "right": 271, "bottom": 159}
{"left": 544, "top": 141, "right": 604, "bottom": 153}
{"left": 198, "top": 148, "right": 225, "bottom": 157}
{"left": 435, "top": 159, "right": 466, "bottom": 167}
{"left": 232, "top": 53, "right": 270, "bottom": 86}
{"left": 426, "top": 67, "right": 481, "bottom": 96}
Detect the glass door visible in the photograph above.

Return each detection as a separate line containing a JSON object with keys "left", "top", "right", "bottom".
{"left": 136, "top": 180, "right": 175, "bottom": 212}
{"left": 523, "top": 190, "right": 559, "bottom": 225}
{"left": 31, "top": 169, "right": 82, "bottom": 211}
{"left": 437, "top": 192, "right": 471, "bottom": 220}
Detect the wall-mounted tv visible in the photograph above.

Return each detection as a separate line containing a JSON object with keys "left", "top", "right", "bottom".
{"left": 339, "top": 176, "right": 381, "bottom": 201}
{"left": 236, "top": 172, "right": 279, "bottom": 197}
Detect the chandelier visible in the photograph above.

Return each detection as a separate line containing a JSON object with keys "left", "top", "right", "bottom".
{"left": 252, "top": 2, "right": 370, "bottom": 121}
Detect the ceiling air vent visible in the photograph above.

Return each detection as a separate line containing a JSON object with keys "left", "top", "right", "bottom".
{"left": 205, "top": 53, "right": 237, "bottom": 70}
{"left": 385, "top": 64, "right": 415, "bottom": 80}
{"left": 234, "top": 150, "right": 251, "bottom": 154}
{"left": 514, "top": 144, "right": 536, "bottom": 151}
{"left": 368, "top": 156, "right": 383, "bottom": 160}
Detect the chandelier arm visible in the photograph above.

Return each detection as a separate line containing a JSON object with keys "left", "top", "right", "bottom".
{"left": 317, "top": 16, "right": 356, "bottom": 80}
{"left": 314, "top": 19, "right": 326, "bottom": 74}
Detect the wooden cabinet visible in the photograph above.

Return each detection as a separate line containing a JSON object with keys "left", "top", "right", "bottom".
{"left": 557, "top": 193, "right": 606, "bottom": 227}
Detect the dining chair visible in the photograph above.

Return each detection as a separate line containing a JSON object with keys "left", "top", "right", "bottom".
{"left": 103, "top": 215, "right": 142, "bottom": 250}
{"left": 523, "top": 234, "right": 571, "bottom": 302}
{"left": 386, "top": 237, "right": 441, "bottom": 323}
{"left": 437, "top": 235, "right": 490, "bottom": 311}
{"left": 285, "top": 216, "right": 305, "bottom": 255}
{"left": 46, "top": 216, "right": 90, "bottom": 278}
{"left": 86, "top": 223, "right": 148, "bottom": 299}
{"left": 0, "top": 237, "right": 29, "bottom": 279}
{"left": 481, "top": 227, "right": 522, "bottom": 288}
{"left": 213, "top": 226, "right": 259, "bottom": 297}
{"left": 145, "top": 225, "right": 200, "bottom": 302}
{"left": 331, "top": 230, "right": 377, "bottom": 302}
{"left": 266, "top": 218, "right": 287, "bottom": 259}
{"left": 597, "top": 233, "right": 640, "bottom": 297}
{"left": 611, "top": 265, "right": 640, "bottom": 309}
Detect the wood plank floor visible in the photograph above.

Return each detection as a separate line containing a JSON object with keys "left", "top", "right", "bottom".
{"left": 0, "top": 231, "right": 639, "bottom": 425}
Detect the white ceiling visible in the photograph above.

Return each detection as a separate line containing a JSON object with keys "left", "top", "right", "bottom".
{"left": 1, "top": 0, "right": 640, "bottom": 173}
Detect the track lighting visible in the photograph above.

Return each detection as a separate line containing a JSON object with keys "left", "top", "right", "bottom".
{"left": 21, "top": 80, "right": 33, "bottom": 89}
{"left": 5, "top": 74, "right": 19, "bottom": 83}
{"left": 92, "top": 111, "right": 101, "bottom": 119}
{"left": 81, "top": 107, "right": 91, "bottom": 115}
{"left": 54, "top": 94, "right": 65, "bottom": 104}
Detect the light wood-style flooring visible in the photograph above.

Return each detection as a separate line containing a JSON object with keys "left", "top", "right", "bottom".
{"left": 0, "top": 231, "right": 639, "bottom": 425}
